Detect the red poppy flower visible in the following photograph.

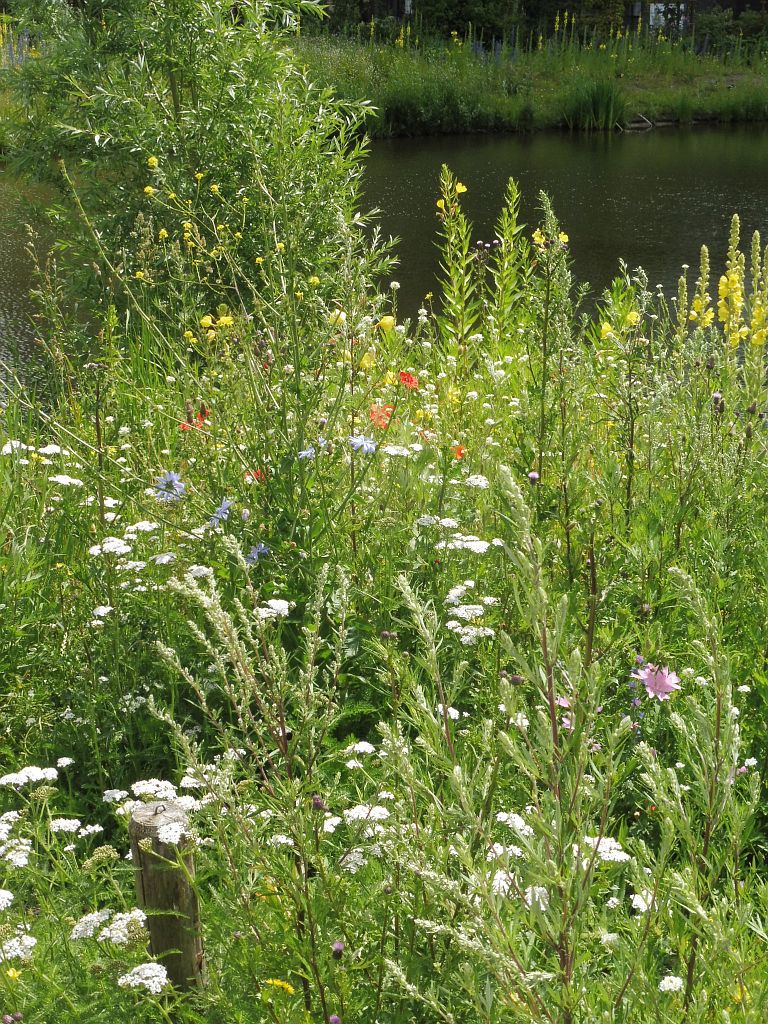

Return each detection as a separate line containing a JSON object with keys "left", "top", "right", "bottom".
{"left": 179, "top": 411, "right": 208, "bottom": 431}
{"left": 245, "top": 468, "right": 266, "bottom": 484}
{"left": 399, "top": 371, "right": 419, "bottom": 390}
{"left": 369, "top": 403, "right": 394, "bottom": 429}
{"left": 452, "top": 444, "right": 466, "bottom": 460}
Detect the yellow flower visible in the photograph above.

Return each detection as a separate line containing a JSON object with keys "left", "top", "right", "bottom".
{"left": 210, "top": 183, "right": 220, "bottom": 195}
{"left": 168, "top": 192, "right": 177, "bottom": 200}
{"left": 294, "top": 290, "right": 304, "bottom": 300}
{"left": 255, "top": 256, "right": 264, "bottom": 265}
{"left": 380, "top": 370, "right": 398, "bottom": 387}
{"left": 445, "top": 385, "right": 461, "bottom": 404}
{"left": 206, "top": 329, "right": 216, "bottom": 341}
{"left": 436, "top": 198, "right": 446, "bottom": 211}
{"left": 5, "top": 968, "right": 20, "bottom": 981}
{"left": 144, "top": 185, "right": 155, "bottom": 196}
{"left": 216, "top": 316, "right": 234, "bottom": 328}
{"left": 200, "top": 315, "right": 214, "bottom": 329}
{"left": 532, "top": 228, "right": 545, "bottom": 247}
{"left": 158, "top": 228, "right": 168, "bottom": 240}
{"left": 264, "top": 978, "right": 295, "bottom": 996}
{"left": 183, "top": 330, "right": 194, "bottom": 339}
{"left": 134, "top": 270, "right": 145, "bottom": 280}
{"left": 329, "top": 309, "right": 346, "bottom": 326}
{"left": 147, "top": 155, "right": 159, "bottom": 169}
{"left": 234, "top": 231, "right": 242, "bottom": 240}
{"left": 195, "top": 172, "right": 204, "bottom": 181}
{"left": 455, "top": 181, "right": 467, "bottom": 194}
{"left": 625, "top": 310, "right": 640, "bottom": 326}
{"left": 600, "top": 322, "right": 614, "bottom": 339}
{"left": 309, "top": 275, "right": 320, "bottom": 286}
{"left": 275, "top": 242, "right": 285, "bottom": 253}
{"left": 378, "top": 315, "right": 395, "bottom": 333}
{"left": 558, "top": 231, "right": 569, "bottom": 244}
{"left": 359, "top": 348, "right": 377, "bottom": 371}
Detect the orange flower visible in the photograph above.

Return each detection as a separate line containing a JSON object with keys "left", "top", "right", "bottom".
{"left": 370, "top": 403, "right": 394, "bottom": 429}
{"left": 399, "top": 371, "right": 419, "bottom": 390}
{"left": 452, "top": 444, "right": 466, "bottom": 460}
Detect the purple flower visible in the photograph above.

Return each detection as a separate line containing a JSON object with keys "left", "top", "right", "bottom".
{"left": 527, "top": 471, "right": 540, "bottom": 484}
{"left": 331, "top": 940, "right": 345, "bottom": 960}
{"left": 245, "top": 543, "right": 270, "bottom": 566}
{"left": 348, "top": 435, "right": 376, "bottom": 455}
{"left": 329, "top": 1017, "right": 342, "bottom": 1024}
{"left": 632, "top": 662, "right": 681, "bottom": 701}
{"left": 154, "top": 470, "right": 185, "bottom": 502}
{"left": 209, "top": 498, "right": 232, "bottom": 526}
{"left": 298, "top": 446, "right": 316, "bottom": 460}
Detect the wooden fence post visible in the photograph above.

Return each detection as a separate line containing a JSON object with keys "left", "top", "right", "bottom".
{"left": 128, "top": 800, "right": 206, "bottom": 991}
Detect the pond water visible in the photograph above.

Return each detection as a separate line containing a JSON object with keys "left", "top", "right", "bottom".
{"left": 0, "top": 169, "right": 43, "bottom": 386}
{"left": 2, "top": 127, "right": 768, "bottom": 373}
{"left": 363, "top": 126, "right": 768, "bottom": 315}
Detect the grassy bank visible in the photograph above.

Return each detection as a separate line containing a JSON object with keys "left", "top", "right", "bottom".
{"left": 293, "top": 32, "right": 768, "bottom": 134}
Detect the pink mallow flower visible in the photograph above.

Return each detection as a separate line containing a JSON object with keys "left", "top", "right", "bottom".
{"left": 633, "top": 663, "right": 681, "bottom": 701}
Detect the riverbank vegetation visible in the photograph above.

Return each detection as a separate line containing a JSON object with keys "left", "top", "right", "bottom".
{"left": 294, "top": 20, "right": 768, "bottom": 134}
{"left": 5, "top": 1, "right": 768, "bottom": 1022}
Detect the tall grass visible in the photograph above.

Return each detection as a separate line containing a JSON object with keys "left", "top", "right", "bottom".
{"left": 294, "top": 27, "right": 768, "bottom": 134}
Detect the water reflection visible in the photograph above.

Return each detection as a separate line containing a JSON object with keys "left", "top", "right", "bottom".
{"left": 364, "top": 127, "right": 768, "bottom": 315}
{"left": 0, "top": 170, "right": 41, "bottom": 379}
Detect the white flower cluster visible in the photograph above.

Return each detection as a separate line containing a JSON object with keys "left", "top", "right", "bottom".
{"left": 1, "top": 838, "right": 32, "bottom": 869}
{"left": 658, "top": 975, "right": 684, "bottom": 993}
{"left": 256, "top": 598, "right": 292, "bottom": 620}
{"left": 132, "top": 779, "right": 178, "bottom": 800}
{"left": 0, "top": 933, "right": 37, "bottom": 962}
{"left": 117, "top": 962, "right": 169, "bottom": 995}
{"left": 344, "top": 804, "right": 390, "bottom": 823}
{"left": 525, "top": 885, "right": 550, "bottom": 910}
{"left": 0, "top": 889, "right": 14, "bottom": 911}
{"left": 464, "top": 474, "right": 490, "bottom": 489}
{"left": 436, "top": 533, "right": 500, "bottom": 555}
{"left": 581, "top": 835, "right": 632, "bottom": 864}
{"left": 157, "top": 821, "right": 186, "bottom": 846}
{"left": 0, "top": 764, "right": 58, "bottom": 787}
{"left": 98, "top": 909, "right": 147, "bottom": 945}
{"left": 50, "top": 818, "right": 82, "bottom": 834}
{"left": 496, "top": 811, "right": 534, "bottom": 837}
{"left": 71, "top": 908, "right": 113, "bottom": 940}
{"left": 89, "top": 536, "right": 132, "bottom": 557}
{"left": 491, "top": 869, "right": 517, "bottom": 896}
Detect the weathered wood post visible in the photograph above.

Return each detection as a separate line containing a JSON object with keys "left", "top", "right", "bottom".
{"left": 128, "top": 800, "right": 206, "bottom": 991}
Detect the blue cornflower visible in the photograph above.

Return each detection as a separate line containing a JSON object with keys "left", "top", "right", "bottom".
{"left": 154, "top": 470, "right": 185, "bottom": 502}
{"left": 298, "top": 446, "right": 316, "bottom": 461}
{"left": 246, "top": 542, "right": 270, "bottom": 565}
{"left": 209, "top": 498, "right": 233, "bottom": 527}
{"left": 348, "top": 435, "right": 376, "bottom": 455}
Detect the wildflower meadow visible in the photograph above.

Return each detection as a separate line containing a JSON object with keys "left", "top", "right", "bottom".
{"left": 2, "top": 2, "right": 768, "bottom": 1022}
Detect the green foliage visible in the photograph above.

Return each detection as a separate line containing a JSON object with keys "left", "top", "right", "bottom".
{"left": 5, "top": 3, "right": 768, "bottom": 1020}
{"left": 293, "top": 29, "right": 768, "bottom": 137}
{"left": 561, "top": 75, "right": 627, "bottom": 129}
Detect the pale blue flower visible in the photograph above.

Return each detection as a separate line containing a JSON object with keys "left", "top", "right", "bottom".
{"left": 348, "top": 435, "right": 376, "bottom": 455}
{"left": 209, "top": 498, "right": 232, "bottom": 526}
{"left": 246, "top": 543, "right": 270, "bottom": 566}
{"left": 154, "top": 471, "right": 185, "bottom": 502}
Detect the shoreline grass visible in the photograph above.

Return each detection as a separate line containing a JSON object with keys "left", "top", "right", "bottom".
{"left": 293, "top": 34, "right": 768, "bottom": 135}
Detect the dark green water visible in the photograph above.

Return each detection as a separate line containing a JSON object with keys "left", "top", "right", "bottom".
{"left": 364, "top": 126, "right": 768, "bottom": 315}
{"left": 0, "top": 170, "right": 40, "bottom": 380}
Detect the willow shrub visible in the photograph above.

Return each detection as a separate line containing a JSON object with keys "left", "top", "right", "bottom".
{"left": 4, "top": 150, "right": 768, "bottom": 1021}
{"left": 4, "top": 0, "right": 379, "bottom": 320}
